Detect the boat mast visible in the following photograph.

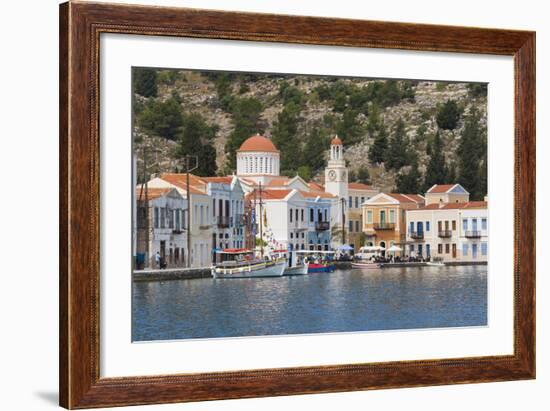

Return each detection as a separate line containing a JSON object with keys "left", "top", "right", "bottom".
{"left": 258, "top": 182, "right": 264, "bottom": 257}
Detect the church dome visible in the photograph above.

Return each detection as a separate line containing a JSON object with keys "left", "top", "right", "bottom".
{"left": 238, "top": 134, "right": 279, "bottom": 153}
{"left": 331, "top": 135, "right": 343, "bottom": 146}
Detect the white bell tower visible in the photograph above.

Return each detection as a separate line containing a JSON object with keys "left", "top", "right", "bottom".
{"left": 324, "top": 135, "right": 349, "bottom": 247}
{"left": 324, "top": 135, "right": 348, "bottom": 200}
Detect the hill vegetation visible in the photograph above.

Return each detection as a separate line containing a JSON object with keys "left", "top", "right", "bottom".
{"left": 133, "top": 68, "right": 488, "bottom": 200}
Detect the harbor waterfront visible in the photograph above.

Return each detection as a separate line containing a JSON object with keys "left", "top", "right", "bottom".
{"left": 132, "top": 264, "right": 487, "bottom": 342}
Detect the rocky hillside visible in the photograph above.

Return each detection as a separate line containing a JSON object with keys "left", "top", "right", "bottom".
{"left": 133, "top": 68, "right": 487, "bottom": 194}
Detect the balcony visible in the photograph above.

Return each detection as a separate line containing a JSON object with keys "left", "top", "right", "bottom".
{"left": 465, "top": 230, "right": 481, "bottom": 238}
{"left": 373, "top": 222, "right": 395, "bottom": 230}
{"left": 315, "top": 221, "right": 330, "bottom": 231}
{"left": 172, "top": 228, "right": 185, "bottom": 234}
{"left": 235, "top": 214, "right": 245, "bottom": 227}
{"left": 216, "top": 215, "right": 231, "bottom": 228}
{"left": 438, "top": 230, "right": 452, "bottom": 238}
{"left": 410, "top": 231, "right": 424, "bottom": 240}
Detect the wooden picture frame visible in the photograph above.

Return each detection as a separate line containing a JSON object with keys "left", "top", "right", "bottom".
{"left": 59, "top": 1, "right": 535, "bottom": 408}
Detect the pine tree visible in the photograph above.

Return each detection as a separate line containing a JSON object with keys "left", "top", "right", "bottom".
{"left": 436, "top": 99, "right": 462, "bottom": 130}
{"left": 368, "top": 121, "right": 388, "bottom": 164}
{"left": 272, "top": 101, "right": 302, "bottom": 174}
{"left": 224, "top": 97, "right": 263, "bottom": 170}
{"left": 356, "top": 166, "right": 371, "bottom": 184}
{"left": 175, "top": 113, "right": 218, "bottom": 177}
{"left": 424, "top": 130, "right": 447, "bottom": 189}
{"left": 396, "top": 159, "right": 422, "bottom": 193}
{"left": 137, "top": 97, "right": 183, "bottom": 140}
{"left": 133, "top": 68, "right": 158, "bottom": 97}
{"left": 458, "top": 107, "right": 486, "bottom": 200}
{"left": 385, "top": 119, "right": 409, "bottom": 171}
{"left": 302, "top": 125, "right": 328, "bottom": 174}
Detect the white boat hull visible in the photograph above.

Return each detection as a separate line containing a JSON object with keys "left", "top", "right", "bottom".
{"left": 352, "top": 262, "right": 381, "bottom": 270}
{"left": 284, "top": 263, "right": 309, "bottom": 276}
{"left": 212, "top": 260, "right": 286, "bottom": 279}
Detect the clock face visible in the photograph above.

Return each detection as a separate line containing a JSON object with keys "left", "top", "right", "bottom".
{"left": 328, "top": 170, "right": 337, "bottom": 181}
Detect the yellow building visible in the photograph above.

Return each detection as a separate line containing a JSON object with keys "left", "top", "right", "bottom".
{"left": 347, "top": 183, "right": 379, "bottom": 252}
{"left": 362, "top": 193, "right": 425, "bottom": 255}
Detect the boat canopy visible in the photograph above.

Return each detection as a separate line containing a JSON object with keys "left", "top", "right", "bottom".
{"left": 295, "top": 250, "right": 335, "bottom": 254}
{"left": 359, "top": 246, "right": 383, "bottom": 252}
{"left": 215, "top": 248, "right": 253, "bottom": 254}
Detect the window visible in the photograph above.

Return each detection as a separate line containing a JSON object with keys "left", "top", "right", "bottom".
{"left": 290, "top": 232, "right": 293, "bottom": 239}
{"left": 462, "top": 243, "right": 468, "bottom": 256}
{"left": 482, "top": 218, "right": 487, "bottom": 230}
{"left": 301, "top": 232, "right": 305, "bottom": 239}
{"left": 426, "top": 221, "right": 430, "bottom": 231}
{"left": 200, "top": 205, "right": 204, "bottom": 225}
{"left": 355, "top": 221, "right": 360, "bottom": 232}
{"left": 348, "top": 196, "right": 352, "bottom": 208}
{"left": 355, "top": 197, "right": 359, "bottom": 209}
{"left": 452, "top": 220, "right": 456, "bottom": 230}
{"left": 289, "top": 208, "right": 293, "bottom": 222}
{"left": 301, "top": 209, "right": 304, "bottom": 221}
{"left": 438, "top": 244, "right": 443, "bottom": 254}
{"left": 175, "top": 209, "right": 180, "bottom": 230}
{"left": 160, "top": 207, "right": 166, "bottom": 228}
{"left": 361, "top": 197, "right": 365, "bottom": 205}
{"left": 324, "top": 209, "right": 328, "bottom": 222}
{"left": 389, "top": 209, "right": 395, "bottom": 223}
{"left": 438, "top": 220, "right": 442, "bottom": 232}
{"left": 409, "top": 221, "right": 414, "bottom": 233}
{"left": 349, "top": 220, "right": 353, "bottom": 232}
{"left": 367, "top": 210, "right": 373, "bottom": 223}
{"left": 168, "top": 208, "right": 173, "bottom": 228}
{"left": 426, "top": 244, "right": 431, "bottom": 256}
{"left": 445, "top": 243, "right": 450, "bottom": 254}
{"left": 462, "top": 218, "right": 468, "bottom": 230}
{"left": 481, "top": 242, "right": 488, "bottom": 256}
{"left": 218, "top": 199, "right": 223, "bottom": 217}
{"left": 295, "top": 209, "right": 299, "bottom": 222}
{"left": 310, "top": 208, "right": 314, "bottom": 222}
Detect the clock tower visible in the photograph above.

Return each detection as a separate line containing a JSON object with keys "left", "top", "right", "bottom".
{"left": 324, "top": 135, "right": 348, "bottom": 200}
{"left": 325, "top": 135, "right": 349, "bottom": 247}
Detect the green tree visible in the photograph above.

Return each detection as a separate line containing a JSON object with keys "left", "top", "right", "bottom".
{"left": 335, "top": 109, "right": 363, "bottom": 145}
{"left": 396, "top": 158, "right": 422, "bottom": 193}
{"left": 368, "top": 121, "right": 388, "bottom": 164}
{"left": 175, "top": 113, "right": 218, "bottom": 176}
{"left": 302, "top": 125, "right": 329, "bottom": 174}
{"left": 133, "top": 68, "right": 158, "bottom": 97}
{"left": 424, "top": 130, "right": 447, "bottom": 189}
{"left": 436, "top": 99, "right": 462, "bottom": 130}
{"left": 272, "top": 101, "right": 303, "bottom": 174}
{"left": 296, "top": 165, "right": 311, "bottom": 181}
{"left": 385, "top": 119, "right": 410, "bottom": 171}
{"left": 466, "top": 83, "right": 488, "bottom": 99}
{"left": 356, "top": 166, "right": 371, "bottom": 184}
{"left": 137, "top": 97, "right": 183, "bottom": 140}
{"left": 224, "top": 97, "right": 263, "bottom": 170}
{"left": 458, "top": 107, "right": 487, "bottom": 200}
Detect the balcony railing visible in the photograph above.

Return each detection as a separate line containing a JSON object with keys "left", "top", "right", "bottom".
{"left": 410, "top": 231, "right": 424, "bottom": 239}
{"left": 438, "top": 230, "right": 452, "bottom": 238}
{"left": 172, "top": 228, "right": 185, "bottom": 234}
{"left": 373, "top": 222, "right": 395, "bottom": 230}
{"left": 315, "top": 221, "right": 330, "bottom": 231}
{"left": 465, "top": 230, "right": 481, "bottom": 238}
{"left": 216, "top": 215, "right": 231, "bottom": 228}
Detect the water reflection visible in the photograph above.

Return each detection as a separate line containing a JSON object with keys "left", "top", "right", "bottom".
{"left": 132, "top": 265, "right": 487, "bottom": 341}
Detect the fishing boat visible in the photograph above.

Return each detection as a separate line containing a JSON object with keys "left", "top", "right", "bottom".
{"left": 351, "top": 261, "right": 381, "bottom": 269}
{"left": 211, "top": 249, "right": 286, "bottom": 279}
{"left": 271, "top": 250, "right": 309, "bottom": 276}
{"left": 296, "top": 250, "right": 336, "bottom": 273}
{"left": 426, "top": 257, "right": 445, "bottom": 267}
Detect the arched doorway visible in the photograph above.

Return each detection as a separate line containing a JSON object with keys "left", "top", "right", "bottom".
{"left": 379, "top": 241, "right": 386, "bottom": 257}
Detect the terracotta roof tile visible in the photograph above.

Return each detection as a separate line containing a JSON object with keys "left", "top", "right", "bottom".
{"left": 237, "top": 134, "right": 279, "bottom": 153}
{"left": 426, "top": 184, "right": 457, "bottom": 194}
{"left": 415, "top": 201, "right": 488, "bottom": 211}
{"left": 158, "top": 173, "right": 206, "bottom": 195}
{"left": 348, "top": 182, "right": 376, "bottom": 191}
{"left": 136, "top": 187, "right": 177, "bottom": 201}
{"left": 299, "top": 190, "right": 336, "bottom": 199}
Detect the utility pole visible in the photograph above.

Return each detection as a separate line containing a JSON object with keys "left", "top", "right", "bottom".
{"left": 183, "top": 155, "right": 198, "bottom": 267}
{"left": 257, "top": 182, "right": 265, "bottom": 257}
{"left": 341, "top": 197, "right": 346, "bottom": 245}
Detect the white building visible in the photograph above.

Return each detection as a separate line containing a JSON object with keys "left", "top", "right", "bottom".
{"left": 135, "top": 187, "right": 187, "bottom": 269}
{"left": 146, "top": 174, "right": 213, "bottom": 268}
{"left": 236, "top": 133, "right": 281, "bottom": 186}
{"left": 405, "top": 184, "right": 488, "bottom": 262}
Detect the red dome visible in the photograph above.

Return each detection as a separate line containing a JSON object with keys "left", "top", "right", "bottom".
{"left": 331, "top": 135, "right": 343, "bottom": 146}
{"left": 238, "top": 134, "right": 279, "bottom": 153}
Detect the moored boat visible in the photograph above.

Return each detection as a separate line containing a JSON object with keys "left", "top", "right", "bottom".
{"left": 295, "top": 250, "right": 336, "bottom": 273}
{"left": 212, "top": 249, "right": 286, "bottom": 279}
{"left": 351, "top": 261, "right": 381, "bottom": 269}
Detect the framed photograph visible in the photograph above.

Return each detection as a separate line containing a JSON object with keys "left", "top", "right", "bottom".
{"left": 59, "top": 1, "right": 535, "bottom": 409}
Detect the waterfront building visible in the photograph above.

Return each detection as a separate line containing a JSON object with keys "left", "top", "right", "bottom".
{"left": 347, "top": 182, "right": 379, "bottom": 252}
{"left": 406, "top": 185, "right": 487, "bottom": 262}
{"left": 361, "top": 193, "right": 425, "bottom": 256}
{"left": 146, "top": 174, "right": 213, "bottom": 268}
{"left": 135, "top": 187, "right": 187, "bottom": 269}
{"left": 234, "top": 133, "right": 379, "bottom": 253}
